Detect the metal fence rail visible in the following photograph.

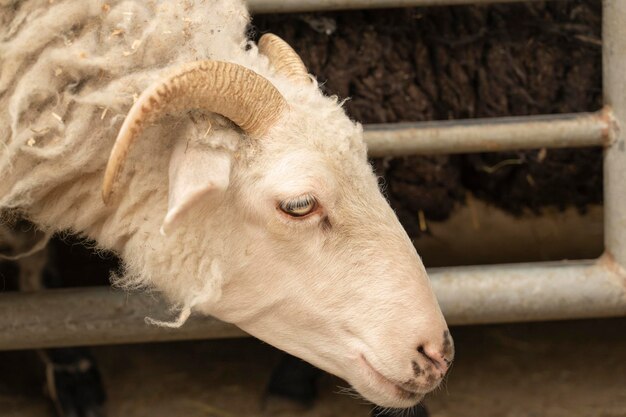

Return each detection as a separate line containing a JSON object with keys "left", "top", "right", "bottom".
{"left": 247, "top": 0, "right": 547, "bottom": 13}
{"left": 1, "top": 0, "right": 625, "bottom": 350}
{"left": 2, "top": 258, "right": 625, "bottom": 350}
{"left": 364, "top": 109, "right": 612, "bottom": 157}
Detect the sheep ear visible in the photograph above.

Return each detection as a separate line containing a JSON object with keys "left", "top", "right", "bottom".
{"left": 161, "top": 139, "right": 231, "bottom": 235}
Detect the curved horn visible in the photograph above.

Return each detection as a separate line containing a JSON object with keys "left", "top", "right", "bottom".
{"left": 258, "top": 34, "right": 310, "bottom": 84}
{"left": 102, "top": 60, "right": 287, "bottom": 204}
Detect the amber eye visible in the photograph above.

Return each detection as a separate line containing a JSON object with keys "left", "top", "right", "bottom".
{"left": 279, "top": 194, "right": 318, "bottom": 218}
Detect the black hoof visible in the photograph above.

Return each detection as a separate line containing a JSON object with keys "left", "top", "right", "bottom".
{"left": 43, "top": 348, "right": 106, "bottom": 417}
{"left": 265, "top": 353, "right": 321, "bottom": 409}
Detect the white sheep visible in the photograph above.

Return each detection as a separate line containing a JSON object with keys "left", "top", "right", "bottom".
{"left": 0, "top": 0, "right": 453, "bottom": 408}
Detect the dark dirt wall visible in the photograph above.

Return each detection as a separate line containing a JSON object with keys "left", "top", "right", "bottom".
{"left": 253, "top": 0, "right": 603, "bottom": 236}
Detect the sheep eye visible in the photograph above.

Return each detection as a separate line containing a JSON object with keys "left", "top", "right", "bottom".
{"left": 279, "top": 195, "right": 318, "bottom": 218}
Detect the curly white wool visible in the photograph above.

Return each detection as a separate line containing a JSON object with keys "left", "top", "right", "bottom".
{"left": 1, "top": 0, "right": 249, "bottom": 208}
{"left": 1, "top": 0, "right": 275, "bottom": 308}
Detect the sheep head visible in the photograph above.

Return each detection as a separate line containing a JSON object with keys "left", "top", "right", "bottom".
{"left": 102, "top": 34, "right": 453, "bottom": 409}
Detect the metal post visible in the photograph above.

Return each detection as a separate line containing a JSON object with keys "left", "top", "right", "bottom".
{"left": 603, "top": 1, "right": 626, "bottom": 270}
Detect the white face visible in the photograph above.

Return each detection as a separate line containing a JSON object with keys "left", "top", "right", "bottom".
{"left": 92, "top": 38, "right": 451, "bottom": 408}
{"left": 197, "top": 141, "right": 454, "bottom": 408}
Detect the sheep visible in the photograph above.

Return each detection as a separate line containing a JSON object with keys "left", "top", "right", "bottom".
{"left": 0, "top": 0, "right": 454, "bottom": 409}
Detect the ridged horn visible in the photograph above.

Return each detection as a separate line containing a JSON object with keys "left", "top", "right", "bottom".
{"left": 102, "top": 60, "right": 287, "bottom": 204}
{"left": 258, "top": 34, "right": 310, "bottom": 84}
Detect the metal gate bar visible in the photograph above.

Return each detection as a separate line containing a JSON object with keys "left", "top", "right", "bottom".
{"left": 0, "top": 0, "right": 625, "bottom": 351}
{"left": 2, "top": 257, "right": 625, "bottom": 350}
{"left": 365, "top": 108, "right": 612, "bottom": 157}
{"left": 247, "top": 0, "right": 547, "bottom": 13}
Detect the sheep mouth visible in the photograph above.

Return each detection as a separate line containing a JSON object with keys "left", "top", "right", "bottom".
{"left": 358, "top": 354, "right": 422, "bottom": 401}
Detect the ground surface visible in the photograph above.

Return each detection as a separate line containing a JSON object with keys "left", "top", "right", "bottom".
{"left": 2, "top": 318, "right": 625, "bottom": 417}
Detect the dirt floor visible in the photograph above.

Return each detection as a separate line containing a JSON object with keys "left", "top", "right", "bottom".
{"left": 1, "top": 318, "right": 625, "bottom": 417}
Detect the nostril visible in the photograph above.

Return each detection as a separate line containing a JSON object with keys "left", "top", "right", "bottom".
{"left": 417, "top": 345, "right": 436, "bottom": 367}
{"left": 417, "top": 344, "right": 446, "bottom": 371}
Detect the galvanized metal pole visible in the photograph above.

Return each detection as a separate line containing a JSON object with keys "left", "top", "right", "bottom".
{"left": 2, "top": 259, "right": 626, "bottom": 350}
{"left": 364, "top": 110, "right": 610, "bottom": 157}
{"left": 0, "top": 288, "right": 246, "bottom": 350}
{"left": 603, "top": 0, "right": 626, "bottom": 271}
{"left": 430, "top": 259, "right": 626, "bottom": 325}
{"left": 247, "top": 0, "right": 546, "bottom": 14}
